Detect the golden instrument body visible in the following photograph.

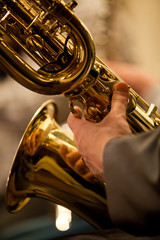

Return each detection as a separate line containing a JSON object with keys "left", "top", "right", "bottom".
{"left": 0, "top": 0, "right": 159, "bottom": 128}
{"left": 7, "top": 100, "right": 111, "bottom": 229}
{"left": 0, "top": 0, "right": 95, "bottom": 94}
{"left": 0, "top": 0, "right": 159, "bottom": 230}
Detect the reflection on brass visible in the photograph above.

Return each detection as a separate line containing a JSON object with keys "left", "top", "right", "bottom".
{"left": 0, "top": 0, "right": 159, "bottom": 129}
{"left": 1, "top": 0, "right": 160, "bottom": 230}
{"left": 6, "top": 100, "right": 111, "bottom": 229}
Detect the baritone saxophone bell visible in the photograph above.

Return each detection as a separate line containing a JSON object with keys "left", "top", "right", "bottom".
{"left": 6, "top": 100, "right": 112, "bottom": 229}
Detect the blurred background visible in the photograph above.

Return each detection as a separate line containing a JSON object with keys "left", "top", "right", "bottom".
{"left": 0, "top": 0, "right": 160, "bottom": 239}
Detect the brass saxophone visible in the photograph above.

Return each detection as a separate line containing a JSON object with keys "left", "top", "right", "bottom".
{"left": 0, "top": 0, "right": 159, "bottom": 230}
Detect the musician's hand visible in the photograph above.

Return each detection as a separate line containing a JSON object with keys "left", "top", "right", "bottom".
{"left": 67, "top": 82, "right": 132, "bottom": 181}
{"left": 107, "top": 61, "right": 159, "bottom": 97}
{"left": 59, "top": 144, "right": 96, "bottom": 182}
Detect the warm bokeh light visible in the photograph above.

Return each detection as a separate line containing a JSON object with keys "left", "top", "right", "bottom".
{"left": 55, "top": 205, "right": 72, "bottom": 231}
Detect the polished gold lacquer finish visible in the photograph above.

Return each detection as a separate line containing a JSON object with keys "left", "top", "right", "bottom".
{"left": 1, "top": 0, "right": 160, "bottom": 230}
{"left": 0, "top": 0, "right": 160, "bottom": 127}
{"left": 6, "top": 100, "right": 111, "bottom": 229}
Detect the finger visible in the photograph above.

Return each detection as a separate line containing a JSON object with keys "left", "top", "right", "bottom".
{"left": 74, "top": 106, "right": 83, "bottom": 116}
{"left": 75, "top": 158, "right": 87, "bottom": 174}
{"left": 111, "top": 82, "right": 129, "bottom": 116}
{"left": 66, "top": 151, "right": 81, "bottom": 165}
{"left": 59, "top": 144, "right": 68, "bottom": 160}
{"left": 72, "top": 106, "right": 83, "bottom": 118}
{"left": 67, "top": 109, "right": 84, "bottom": 136}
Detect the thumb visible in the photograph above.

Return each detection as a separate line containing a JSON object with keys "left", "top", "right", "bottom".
{"left": 111, "top": 82, "right": 129, "bottom": 116}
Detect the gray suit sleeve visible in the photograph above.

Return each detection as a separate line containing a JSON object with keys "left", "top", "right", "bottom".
{"left": 103, "top": 128, "right": 160, "bottom": 234}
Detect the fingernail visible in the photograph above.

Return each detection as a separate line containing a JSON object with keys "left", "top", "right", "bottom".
{"left": 114, "top": 82, "right": 129, "bottom": 93}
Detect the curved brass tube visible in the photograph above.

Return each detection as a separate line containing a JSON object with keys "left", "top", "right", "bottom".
{"left": 0, "top": 0, "right": 159, "bottom": 127}
{"left": 0, "top": 0, "right": 95, "bottom": 94}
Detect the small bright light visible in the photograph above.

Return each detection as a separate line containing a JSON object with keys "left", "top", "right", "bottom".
{"left": 56, "top": 215, "right": 70, "bottom": 231}
{"left": 55, "top": 205, "right": 72, "bottom": 231}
